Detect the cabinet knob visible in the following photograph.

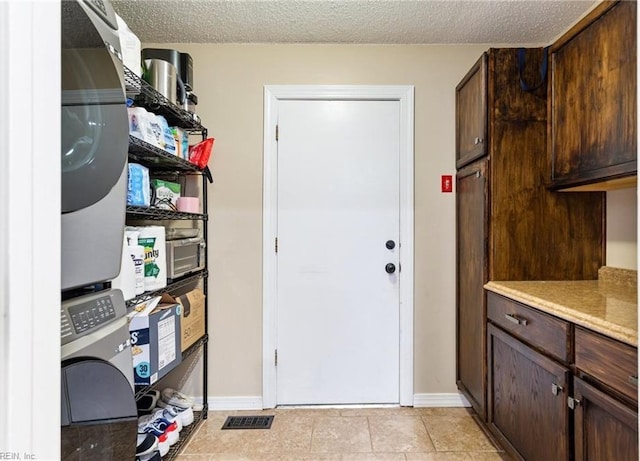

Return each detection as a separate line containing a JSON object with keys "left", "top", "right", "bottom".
{"left": 474, "top": 137, "right": 483, "bottom": 145}
{"left": 551, "top": 383, "right": 564, "bottom": 395}
{"left": 629, "top": 375, "right": 638, "bottom": 386}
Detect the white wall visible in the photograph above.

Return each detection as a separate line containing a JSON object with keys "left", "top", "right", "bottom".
{"left": 1, "top": 1, "right": 60, "bottom": 457}
{"left": 607, "top": 188, "right": 638, "bottom": 270}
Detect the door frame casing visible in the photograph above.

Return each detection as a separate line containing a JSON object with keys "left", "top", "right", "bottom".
{"left": 262, "top": 85, "right": 415, "bottom": 408}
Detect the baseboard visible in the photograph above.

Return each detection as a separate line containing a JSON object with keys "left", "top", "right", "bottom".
{"left": 201, "top": 394, "right": 469, "bottom": 410}
{"left": 205, "top": 396, "right": 264, "bottom": 411}
{"left": 413, "top": 393, "right": 471, "bottom": 408}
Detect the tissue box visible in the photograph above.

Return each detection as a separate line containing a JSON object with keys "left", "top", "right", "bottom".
{"left": 151, "top": 179, "right": 181, "bottom": 210}
{"left": 128, "top": 296, "right": 182, "bottom": 386}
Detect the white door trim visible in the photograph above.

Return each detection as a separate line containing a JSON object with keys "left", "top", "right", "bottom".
{"left": 262, "top": 85, "right": 414, "bottom": 408}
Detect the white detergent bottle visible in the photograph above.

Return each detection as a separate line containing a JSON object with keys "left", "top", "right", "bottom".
{"left": 137, "top": 226, "right": 167, "bottom": 291}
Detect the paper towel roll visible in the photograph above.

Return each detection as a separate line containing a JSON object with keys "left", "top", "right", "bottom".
{"left": 129, "top": 244, "right": 145, "bottom": 295}
{"left": 138, "top": 226, "right": 167, "bottom": 291}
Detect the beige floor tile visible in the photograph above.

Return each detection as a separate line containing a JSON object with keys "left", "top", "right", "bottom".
{"left": 342, "top": 453, "right": 407, "bottom": 460}
{"left": 413, "top": 408, "right": 474, "bottom": 417}
{"left": 175, "top": 455, "right": 213, "bottom": 461}
{"left": 421, "top": 415, "right": 499, "bottom": 452}
{"left": 311, "top": 416, "right": 372, "bottom": 453}
{"left": 233, "top": 454, "right": 341, "bottom": 461}
{"left": 369, "top": 416, "right": 435, "bottom": 453}
{"left": 405, "top": 453, "right": 472, "bottom": 461}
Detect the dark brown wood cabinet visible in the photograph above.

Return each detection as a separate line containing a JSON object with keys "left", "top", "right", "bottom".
{"left": 549, "top": 0, "right": 637, "bottom": 190}
{"left": 455, "top": 48, "right": 604, "bottom": 420}
{"left": 486, "top": 292, "right": 638, "bottom": 461}
{"left": 573, "top": 378, "right": 638, "bottom": 461}
{"left": 487, "top": 323, "right": 570, "bottom": 461}
{"left": 456, "top": 54, "right": 487, "bottom": 169}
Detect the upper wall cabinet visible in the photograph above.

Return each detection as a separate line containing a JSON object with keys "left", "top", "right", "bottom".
{"left": 549, "top": 0, "right": 637, "bottom": 191}
{"left": 456, "top": 54, "right": 488, "bottom": 169}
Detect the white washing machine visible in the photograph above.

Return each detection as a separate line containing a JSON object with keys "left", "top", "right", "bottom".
{"left": 61, "top": 0, "right": 129, "bottom": 291}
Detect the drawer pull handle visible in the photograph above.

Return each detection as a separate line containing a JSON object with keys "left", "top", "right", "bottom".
{"left": 568, "top": 397, "right": 581, "bottom": 410}
{"left": 629, "top": 375, "right": 638, "bottom": 386}
{"left": 505, "top": 313, "right": 528, "bottom": 326}
{"left": 551, "top": 383, "right": 564, "bottom": 396}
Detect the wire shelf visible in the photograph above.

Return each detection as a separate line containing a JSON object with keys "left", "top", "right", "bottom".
{"left": 125, "top": 270, "right": 207, "bottom": 309}
{"left": 162, "top": 410, "right": 208, "bottom": 460}
{"left": 124, "top": 66, "right": 206, "bottom": 134}
{"left": 126, "top": 205, "right": 207, "bottom": 221}
{"left": 128, "top": 136, "right": 203, "bottom": 172}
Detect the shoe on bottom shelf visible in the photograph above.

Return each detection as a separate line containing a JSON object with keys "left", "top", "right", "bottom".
{"left": 136, "top": 432, "right": 158, "bottom": 458}
{"left": 156, "top": 401, "right": 195, "bottom": 426}
{"left": 137, "top": 450, "right": 162, "bottom": 461}
{"left": 160, "top": 387, "right": 195, "bottom": 410}
{"left": 150, "top": 406, "right": 183, "bottom": 432}
{"left": 139, "top": 415, "right": 180, "bottom": 447}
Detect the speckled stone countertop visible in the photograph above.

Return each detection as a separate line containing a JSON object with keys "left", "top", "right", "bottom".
{"left": 485, "top": 267, "right": 638, "bottom": 347}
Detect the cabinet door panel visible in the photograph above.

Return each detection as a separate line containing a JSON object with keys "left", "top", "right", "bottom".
{"left": 456, "top": 54, "right": 487, "bottom": 169}
{"left": 488, "top": 324, "right": 570, "bottom": 461}
{"left": 456, "top": 159, "right": 488, "bottom": 418}
{"left": 574, "top": 377, "right": 638, "bottom": 461}
{"left": 550, "top": 0, "right": 637, "bottom": 188}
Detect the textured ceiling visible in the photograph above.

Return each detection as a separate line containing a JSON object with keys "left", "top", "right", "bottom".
{"left": 111, "top": 0, "right": 598, "bottom": 45}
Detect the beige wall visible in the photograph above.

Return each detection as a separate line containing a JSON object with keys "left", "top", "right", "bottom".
{"left": 148, "top": 43, "right": 637, "bottom": 401}
{"left": 606, "top": 189, "right": 638, "bottom": 270}
{"left": 150, "top": 43, "right": 488, "bottom": 399}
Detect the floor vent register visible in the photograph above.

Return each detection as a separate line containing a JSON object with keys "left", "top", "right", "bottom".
{"left": 221, "top": 415, "right": 275, "bottom": 430}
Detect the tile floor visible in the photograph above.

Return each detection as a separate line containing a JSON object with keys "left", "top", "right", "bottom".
{"left": 176, "top": 407, "right": 513, "bottom": 460}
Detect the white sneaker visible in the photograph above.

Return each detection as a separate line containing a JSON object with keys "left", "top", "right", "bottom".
{"left": 157, "top": 401, "right": 195, "bottom": 426}
{"left": 151, "top": 406, "right": 183, "bottom": 432}
{"left": 138, "top": 414, "right": 179, "bottom": 446}
{"left": 161, "top": 387, "right": 194, "bottom": 409}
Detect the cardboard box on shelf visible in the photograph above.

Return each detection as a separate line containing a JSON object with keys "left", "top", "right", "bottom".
{"left": 176, "top": 289, "right": 206, "bottom": 352}
{"left": 128, "top": 295, "right": 182, "bottom": 386}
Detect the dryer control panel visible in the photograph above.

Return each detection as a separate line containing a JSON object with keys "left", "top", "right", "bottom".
{"left": 61, "top": 289, "right": 126, "bottom": 344}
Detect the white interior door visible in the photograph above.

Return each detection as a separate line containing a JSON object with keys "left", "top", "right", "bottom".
{"left": 276, "top": 99, "right": 400, "bottom": 405}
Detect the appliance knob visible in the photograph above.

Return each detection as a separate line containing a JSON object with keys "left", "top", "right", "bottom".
{"left": 385, "top": 263, "right": 396, "bottom": 274}
{"left": 385, "top": 240, "right": 396, "bottom": 250}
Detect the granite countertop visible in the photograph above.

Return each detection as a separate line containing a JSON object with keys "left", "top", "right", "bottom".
{"left": 485, "top": 267, "right": 638, "bottom": 347}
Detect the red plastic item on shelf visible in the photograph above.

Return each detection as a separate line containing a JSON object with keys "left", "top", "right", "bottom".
{"left": 188, "top": 138, "right": 215, "bottom": 169}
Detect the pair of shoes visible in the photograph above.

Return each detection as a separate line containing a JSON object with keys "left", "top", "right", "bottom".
{"left": 136, "top": 432, "right": 157, "bottom": 457}
{"left": 137, "top": 390, "right": 160, "bottom": 415}
{"left": 139, "top": 413, "right": 179, "bottom": 454}
{"left": 157, "top": 399, "right": 195, "bottom": 426}
{"left": 160, "top": 387, "right": 194, "bottom": 409}
{"left": 149, "top": 406, "right": 183, "bottom": 432}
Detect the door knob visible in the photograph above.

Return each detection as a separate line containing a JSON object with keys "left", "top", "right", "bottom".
{"left": 385, "top": 263, "right": 396, "bottom": 274}
{"left": 385, "top": 240, "right": 396, "bottom": 250}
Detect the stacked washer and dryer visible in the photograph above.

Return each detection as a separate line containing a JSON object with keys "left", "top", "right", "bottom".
{"left": 60, "top": 0, "right": 137, "bottom": 458}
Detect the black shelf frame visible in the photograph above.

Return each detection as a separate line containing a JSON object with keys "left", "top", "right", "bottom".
{"left": 125, "top": 270, "right": 208, "bottom": 309}
{"left": 164, "top": 410, "right": 207, "bottom": 459}
{"left": 128, "top": 135, "right": 202, "bottom": 172}
{"left": 126, "top": 205, "right": 207, "bottom": 221}
{"left": 125, "top": 71, "right": 211, "bottom": 461}
{"left": 124, "top": 66, "right": 207, "bottom": 135}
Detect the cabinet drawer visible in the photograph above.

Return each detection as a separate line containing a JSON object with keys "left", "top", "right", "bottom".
{"left": 487, "top": 292, "right": 570, "bottom": 362}
{"left": 575, "top": 327, "right": 638, "bottom": 402}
